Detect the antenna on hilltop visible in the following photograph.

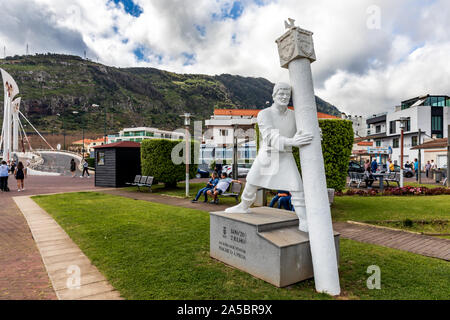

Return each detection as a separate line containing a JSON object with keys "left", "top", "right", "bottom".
{"left": 4, "top": 46, "right": 6, "bottom": 58}
{"left": 84, "top": 50, "right": 87, "bottom": 59}
{"left": 26, "top": 44, "right": 29, "bottom": 56}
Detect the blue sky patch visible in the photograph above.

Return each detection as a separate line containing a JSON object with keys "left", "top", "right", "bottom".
{"left": 182, "top": 52, "right": 196, "bottom": 66}
{"left": 195, "top": 24, "right": 206, "bottom": 37}
{"left": 111, "top": 0, "right": 143, "bottom": 17}
{"left": 213, "top": 1, "right": 244, "bottom": 20}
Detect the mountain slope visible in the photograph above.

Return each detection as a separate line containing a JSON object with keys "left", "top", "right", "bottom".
{"left": 0, "top": 54, "right": 341, "bottom": 133}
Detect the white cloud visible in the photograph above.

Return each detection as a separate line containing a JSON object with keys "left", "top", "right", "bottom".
{"left": 0, "top": 0, "right": 449, "bottom": 115}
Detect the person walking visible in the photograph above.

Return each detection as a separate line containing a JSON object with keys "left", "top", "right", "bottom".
{"left": 70, "top": 159, "right": 77, "bottom": 178}
{"left": 0, "top": 161, "right": 10, "bottom": 192}
{"left": 364, "top": 159, "right": 370, "bottom": 171}
{"left": 81, "top": 159, "right": 90, "bottom": 178}
{"left": 425, "top": 161, "right": 431, "bottom": 179}
{"left": 371, "top": 159, "right": 378, "bottom": 173}
{"left": 414, "top": 158, "right": 419, "bottom": 181}
{"left": 14, "top": 162, "right": 27, "bottom": 192}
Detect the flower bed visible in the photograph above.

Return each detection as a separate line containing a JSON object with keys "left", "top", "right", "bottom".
{"left": 336, "top": 186, "right": 450, "bottom": 197}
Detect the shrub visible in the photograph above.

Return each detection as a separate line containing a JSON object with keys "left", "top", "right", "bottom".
{"left": 255, "top": 119, "right": 354, "bottom": 192}
{"left": 141, "top": 139, "right": 198, "bottom": 187}
{"left": 339, "top": 186, "right": 450, "bottom": 197}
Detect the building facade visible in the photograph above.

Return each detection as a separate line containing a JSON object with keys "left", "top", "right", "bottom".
{"left": 108, "top": 127, "right": 185, "bottom": 144}
{"left": 365, "top": 95, "right": 449, "bottom": 168}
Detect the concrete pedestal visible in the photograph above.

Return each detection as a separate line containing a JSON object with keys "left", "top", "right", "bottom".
{"left": 210, "top": 207, "right": 340, "bottom": 287}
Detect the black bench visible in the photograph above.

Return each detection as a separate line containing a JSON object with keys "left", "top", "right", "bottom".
{"left": 217, "top": 182, "right": 243, "bottom": 204}
{"left": 127, "top": 175, "right": 154, "bottom": 192}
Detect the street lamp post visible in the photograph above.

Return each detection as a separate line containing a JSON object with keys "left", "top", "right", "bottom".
{"left": 180, "top": 113, "right": 191, "bottom": 197}
{"left": 398, "top": 117, "right": 409, "bottom": 187}
{"left": 418, "top": 129, "right": 422, "bottom": 185}
{"left": 72, "top": 111, "right": 84, "bottom": 158}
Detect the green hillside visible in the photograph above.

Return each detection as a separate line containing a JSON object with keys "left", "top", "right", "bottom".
{"left": 0, "top": 54, "right": 341, "bottom": 134}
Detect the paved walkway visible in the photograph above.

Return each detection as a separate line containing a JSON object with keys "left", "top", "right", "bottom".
{"left": 102, "top": 189, "right": 450, "bottom": 261}
{"left": 334, "top": 222, "right": 450, "bottom": 261}
{"left": 13, "top": 196, "right": 122, "bottom": 300}
{"left": 0, "top": 175, "right": 97, "bottom": 300}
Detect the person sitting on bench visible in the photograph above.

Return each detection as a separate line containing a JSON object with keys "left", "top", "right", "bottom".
{"left": 192, "top": 172, "right": 219, "bottom": 203}
{"left": 206, "top": 172, "right": 242, "bottom": 205}
{"left": 269, "top": 190, "right": 293, "bottom": 210}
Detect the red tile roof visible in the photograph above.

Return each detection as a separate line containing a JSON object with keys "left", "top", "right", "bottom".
{"left": 411, "top": 138, "right": 448, "bottom": 150}
{"left": 94, "top": 141, "right": 141, "bottom": 149}
{"left": 214, "top": 109, "right": 341, "bottom": 119}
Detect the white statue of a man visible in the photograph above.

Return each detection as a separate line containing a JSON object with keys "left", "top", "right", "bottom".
{"left": 225, "top": 82, "right": 313, "bottom": 232}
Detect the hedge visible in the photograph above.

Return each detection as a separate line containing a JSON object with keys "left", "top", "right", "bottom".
{"left": 141, "top": 139, "right": 198, "bottom": 187}
{"left": 256, "top": 119, "right": 354, "bottom": 192}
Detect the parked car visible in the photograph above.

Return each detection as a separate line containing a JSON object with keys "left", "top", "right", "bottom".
{"left": 348, "top": 161, "right": 365, "bottom": 173}
{"left": 196, "top": 168, "right": 211, "bottom": 179}
{"left": 381, "top": 164, "right": 414, "bottom": 178}
{"left": 223, "top": 163, "right": 252, "bottom": 177}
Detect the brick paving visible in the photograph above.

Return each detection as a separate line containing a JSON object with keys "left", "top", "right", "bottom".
{"left": 0, "top": 175, "right": 97, "bottom": 300}
{"left": 334, "top": 222, "right": 450, "bottom": 261}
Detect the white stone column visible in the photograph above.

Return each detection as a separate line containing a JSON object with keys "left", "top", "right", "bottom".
{"left": 276, "top": 23, "right": 341, "bottom": 296}
{"left": 12, "top": 98, "right": 20, "bottom": 152}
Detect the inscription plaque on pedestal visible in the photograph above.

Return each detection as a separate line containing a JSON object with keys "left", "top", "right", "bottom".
{"left": 210, "top": 207, "right": 340, "bottom": 288}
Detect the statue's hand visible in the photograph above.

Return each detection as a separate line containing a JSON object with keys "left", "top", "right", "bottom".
{"left": 290, "top": 130, "right": 313, "bottom": 147}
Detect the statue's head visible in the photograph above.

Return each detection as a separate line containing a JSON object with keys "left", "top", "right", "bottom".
{"left": 272, "top": 82, "right": 291, "bottom": 107}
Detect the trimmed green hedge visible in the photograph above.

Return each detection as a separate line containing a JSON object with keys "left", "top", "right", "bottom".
{"left": 141, "top": 139, "right": 198, "bottom": 187}
{"left": 256, "top": 120, "right": 354, "bottom": 191}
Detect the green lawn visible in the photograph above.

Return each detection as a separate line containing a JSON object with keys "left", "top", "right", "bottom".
{"left": 332, "top": 196, "right": 450, "bottom": 222}
{"left": 33, "top": 192, "right": 450, "bottom": 300}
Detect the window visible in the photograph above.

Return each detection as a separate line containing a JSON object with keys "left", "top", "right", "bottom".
{"left": 97, "top": 152, "right": 105, "bottom": 166}
{"left": 432, "top": 116, "right": 443, "bottom": 131}
{"left": 220, "top": 130, "right": 228, "bottom": 137}
{"left": 412, "top": 136, "right": 418, "bottom": 147}
{"left": 376, "top": 141, "right": 381, "bottom": 147}
{"left": 376, "top": 125, "right": 381, "bottom": 134}
{"left": 402, "top": 120, "right": 411, "bottom": 132}
{"left": 389, "top": 121, "right": 396, "bottom": 134}
{"left": 393, "top": 138, "right": 399, "bottom": 149}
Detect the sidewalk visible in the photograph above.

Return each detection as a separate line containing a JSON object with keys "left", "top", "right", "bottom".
{"left": 0, "top": 175, "right": 97, "bottom": 300}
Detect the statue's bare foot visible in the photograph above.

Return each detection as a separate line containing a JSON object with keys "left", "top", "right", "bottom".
{"left": 225, "top": 203, "right": 251, "bottom": 214}
{"left": 299, "top": 220, "right": 309, "bottom": 233}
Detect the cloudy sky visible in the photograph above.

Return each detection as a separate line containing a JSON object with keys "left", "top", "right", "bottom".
{"left": 1, "top": 0, "right": 449, "bottom": 115}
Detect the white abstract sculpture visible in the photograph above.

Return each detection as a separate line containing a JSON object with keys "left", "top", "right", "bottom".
{"left": 1, "top": 68, "right": 20, "bottom": 161}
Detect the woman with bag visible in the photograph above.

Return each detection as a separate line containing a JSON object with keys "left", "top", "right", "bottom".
{"left": 14, "top": 162, "right": 27, "bottom": 192}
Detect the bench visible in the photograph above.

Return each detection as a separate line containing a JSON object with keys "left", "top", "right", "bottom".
{"left": 348, "top": 172, "right": 364, "bottom": 188}
{"left": 217, "top": 182, "right": 243, "bottom": 204}
{"left": 385, "top": 172, "right": 400, "bottom": 187}
{"left": 126, "top": 175, "right": 142, "bottom": 187}
{"left": 137, "top": 176, "right": 154, "bottom": 192}
{"left": 127, "top": 175, "right": 154, "bottom": 192}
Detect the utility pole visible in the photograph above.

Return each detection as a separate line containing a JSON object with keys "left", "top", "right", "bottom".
{"left": 398, "top": 117, "right": 408, "bottom": 187}
{"left": 418, "top": 129, "right": 422, "bottom": 184}
{"left": 233, "top": 123, "right": 238, "bottom": 180}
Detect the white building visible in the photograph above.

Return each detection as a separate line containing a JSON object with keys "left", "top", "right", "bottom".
{"left": 365, "top": 95, "right": 449, "bottom": 167}
{"left": 341, "top": 113, "right": 367, "bottom": 138}
{"left": 201, "top": 108, "right": 342, "bottom": 166}
{"left": 108, "top": 127, "right": 185, "bottom": 144}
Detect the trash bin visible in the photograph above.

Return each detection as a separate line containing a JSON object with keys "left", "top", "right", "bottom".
{"left": 434, "top": 171, "right": 443, "bottom": 183}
